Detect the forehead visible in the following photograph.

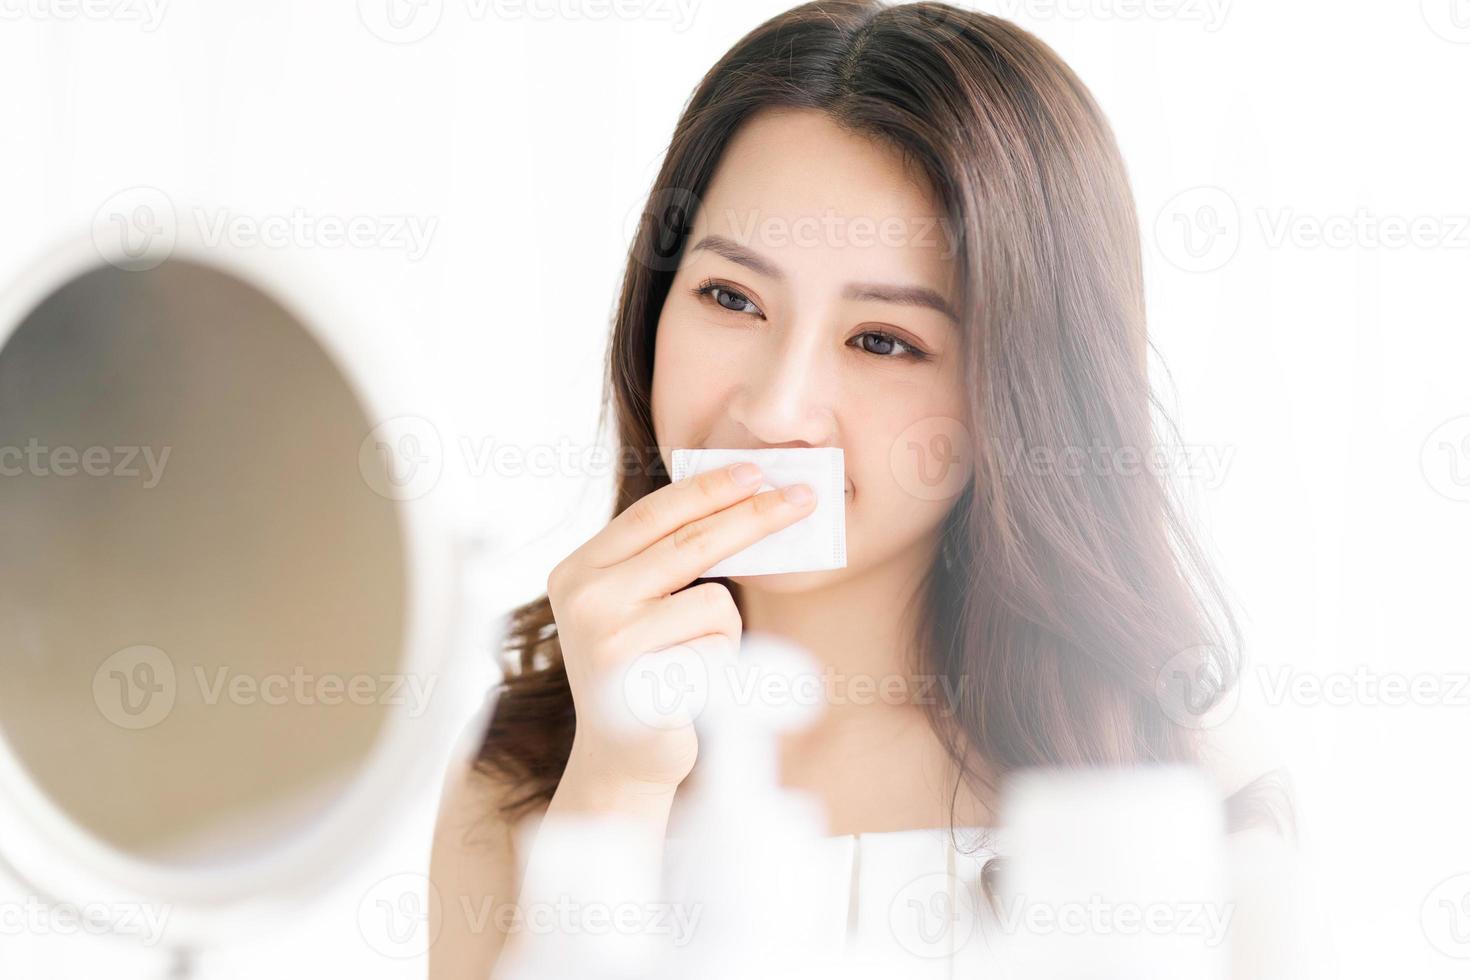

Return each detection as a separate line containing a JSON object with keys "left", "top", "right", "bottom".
{"left": 688, "top": 107, "right": 956, "bottom": 295}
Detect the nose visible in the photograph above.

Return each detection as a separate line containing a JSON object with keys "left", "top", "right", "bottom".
{"left": 726, "top": 326, "right": 837, "bottom": 448}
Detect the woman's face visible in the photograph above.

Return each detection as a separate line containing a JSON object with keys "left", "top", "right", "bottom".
{"left": 651, "top": 107, "right": 972, "bottom": 592}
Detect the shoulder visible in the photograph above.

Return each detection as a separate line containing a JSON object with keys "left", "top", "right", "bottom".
{"left": 433, "top": 752, "right": 517, "bottom": 855}
{"left": 428, "top": 741, "right": 547, "bottom": 980}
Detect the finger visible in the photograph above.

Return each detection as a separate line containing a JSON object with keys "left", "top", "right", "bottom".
{"left": 606, "top": 582, "right": 743, "bottom": 669}
{"left": 612, "top": 483, "right": 816, "bottom": 598}
{"left": 578, "top": 462, "right": 766, "bottom": 569}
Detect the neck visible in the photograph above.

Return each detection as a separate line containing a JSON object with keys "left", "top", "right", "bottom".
{"left": 724, "top": 530, "right": 993, "bottom": 833}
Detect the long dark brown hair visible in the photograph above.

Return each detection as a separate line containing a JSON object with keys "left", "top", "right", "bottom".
{"left": 476, "top": 0, "right": 1292, "bottom": 841}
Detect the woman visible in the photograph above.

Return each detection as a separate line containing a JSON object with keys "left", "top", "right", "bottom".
{"left": 431, "top": 1, "right": 1294, "bottom": 976}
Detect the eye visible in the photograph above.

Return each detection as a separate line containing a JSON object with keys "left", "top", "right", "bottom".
{"left": 850, "top": 330, "right": 931, "bottom": 362}
{"left": 692, "top": 279, "right": 765, "bottom": 318}
{"left": 689, "top": 278, "right": 932, "bottom": 363}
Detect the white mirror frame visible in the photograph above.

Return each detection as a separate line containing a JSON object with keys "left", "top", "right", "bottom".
{"left": 0, "top": 222, "right": 501, "bottom": 952}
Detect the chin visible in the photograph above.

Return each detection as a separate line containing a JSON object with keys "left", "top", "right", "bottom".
{"left": 728, "top": 565, "right": 846, "bottom": 593}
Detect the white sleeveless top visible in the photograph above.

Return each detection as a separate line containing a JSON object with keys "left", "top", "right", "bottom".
{"left": 661, "top": 825, "right": 1008, "bottom": 975}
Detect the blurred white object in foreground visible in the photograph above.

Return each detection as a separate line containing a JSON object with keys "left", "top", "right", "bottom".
{"left": 660, "top": 630, "right": 832, "bottom": 978}
{"left": 992, "top": 765, "right": 1231, "bottom": 980}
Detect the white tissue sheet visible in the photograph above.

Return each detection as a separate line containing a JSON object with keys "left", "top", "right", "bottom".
{"left": 670, "top": 447, "right": 847, "bottom": 578}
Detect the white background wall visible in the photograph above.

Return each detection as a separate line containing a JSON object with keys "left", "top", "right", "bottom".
{"left": 1, "top": 0, "right": 1466, "bottom": 976}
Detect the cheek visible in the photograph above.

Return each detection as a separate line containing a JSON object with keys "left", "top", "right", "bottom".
{"left": 651, "top": 313, "right": 739, "bottom": 440}
{"left": 849, "top": 385, "right": 972, "bottom": 528}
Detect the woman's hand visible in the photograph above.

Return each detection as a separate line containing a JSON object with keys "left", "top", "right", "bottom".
{"left": 545, "top": 460, "right": 817, "bottom": 793}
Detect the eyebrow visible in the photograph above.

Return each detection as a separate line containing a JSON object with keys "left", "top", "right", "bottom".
{"left": 689, "top": 234, "right": 959, "bottom": 326}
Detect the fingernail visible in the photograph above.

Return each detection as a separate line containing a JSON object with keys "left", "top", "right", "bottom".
{"left": 781, "top": 483, "right": 814, "bottom": 505}
{"left": 731, "top": 462, "right": 763, "bottom": 487}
